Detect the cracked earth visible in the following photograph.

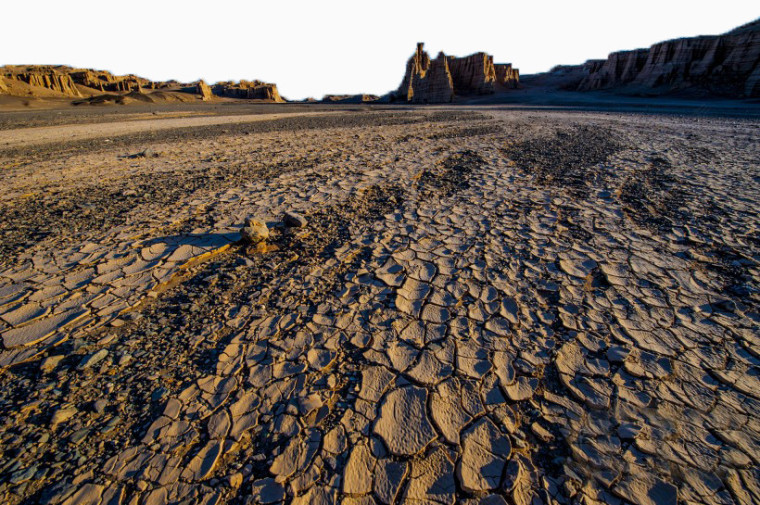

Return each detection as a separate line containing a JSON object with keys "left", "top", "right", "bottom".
{"left": 0, "top": 108, "right": 758, "bottom": 505}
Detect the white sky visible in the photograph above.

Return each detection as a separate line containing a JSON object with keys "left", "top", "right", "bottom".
{"left": 3, "top": 1, "right": 757, "bottom": 99}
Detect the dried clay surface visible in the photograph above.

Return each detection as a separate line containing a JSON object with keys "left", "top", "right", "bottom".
{"left": 0, "top": 107, "right": 758, "bottom": 505}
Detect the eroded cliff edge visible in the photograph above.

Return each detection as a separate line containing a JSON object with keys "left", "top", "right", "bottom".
{"left": 543, "top": 18, "right": 760, "bottom": 98}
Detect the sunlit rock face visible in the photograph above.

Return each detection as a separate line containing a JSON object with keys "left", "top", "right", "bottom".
{"left": 396, "top": 42, "right": 519, "bottom": 103}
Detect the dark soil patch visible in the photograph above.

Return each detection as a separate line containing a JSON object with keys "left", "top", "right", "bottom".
{"left": 428, "top": 124, "right": 503, "bottom": 140}
{"left": 417, "top": 150, "right": 486, "bottom": 197}
{"left": 504, "top": 126, "right": 623, "bottom": 197}
{"left": 617, "top": 156, "right": 690, "bottom": 233}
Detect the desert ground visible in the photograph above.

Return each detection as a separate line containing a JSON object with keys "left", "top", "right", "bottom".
{"left": 0, "top": 103, "right": 758, "bottom": 505}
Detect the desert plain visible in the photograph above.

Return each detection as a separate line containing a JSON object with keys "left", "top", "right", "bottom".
{"left": 0, "top": 99, "right": 757, "bottom": 505}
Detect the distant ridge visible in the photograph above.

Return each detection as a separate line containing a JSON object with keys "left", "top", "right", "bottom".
{"left": 534, "top": 17, "right": 760, "bottom": 98}
{"left": 0, "top": 65, "right": 283, "bottom": 103}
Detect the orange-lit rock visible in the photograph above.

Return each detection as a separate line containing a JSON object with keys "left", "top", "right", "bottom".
{"left": 396, "top": 43, "right": 519, "bottom": 103}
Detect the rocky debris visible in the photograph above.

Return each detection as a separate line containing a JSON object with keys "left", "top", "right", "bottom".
{"left": 240, "top": 218, "right": 269, "bottom": 244}
{"left": 396, "top": 43, "right": 519, "bottom": 103}
{"left": 213, "top": 80, "right": 284, "bottom": 102}
{"left": 566, "top": 18, "right": 760, "bottom": 97}
{"left": 196, "top": 79, "right": 213, "bottom": 101}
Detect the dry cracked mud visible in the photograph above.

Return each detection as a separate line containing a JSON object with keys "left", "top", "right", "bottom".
{"left": 0, "top": 107, "right": 758, "bottom": 505}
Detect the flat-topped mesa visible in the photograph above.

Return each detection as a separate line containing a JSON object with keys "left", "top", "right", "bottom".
{"left": 212, "top": 80, "right": 284, "bottom": 102}
{"left": 396, "top": 43, "right": 519, "bottom": 103}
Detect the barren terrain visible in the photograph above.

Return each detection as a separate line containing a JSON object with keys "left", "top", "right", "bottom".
{"left": 0, "top": 105, "right": 758, "bottom": 505}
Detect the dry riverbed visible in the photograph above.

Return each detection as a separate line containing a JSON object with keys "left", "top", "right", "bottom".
{"left": 0, "top": 107, "right": 758, "bottom": 505}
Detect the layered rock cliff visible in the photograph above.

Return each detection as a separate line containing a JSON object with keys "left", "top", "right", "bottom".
{"left": 0, "top": 67, "right": 83, "bottom": 97}
{"left": 396, "top": 43, "right": 519, "bottom": 103}
{"left": 1, "top": 65, "right": 285, "bottom": 103}
{"left": 212, "top": 80, "right": 283, "bottom": 102}
{"left": 574, "top": 18, "right": 760, "bottom": 97}
{"left": 68, "top": 69, "right": 152, "bottom": 93}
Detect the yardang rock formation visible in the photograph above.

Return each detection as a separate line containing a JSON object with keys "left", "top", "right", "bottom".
{"left": 212, "top": 80, "right": 283, "bottom": 102}
{"left": 396, "top": 43, "right": 519, "bottom": 103}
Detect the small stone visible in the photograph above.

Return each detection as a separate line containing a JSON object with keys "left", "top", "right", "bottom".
{"left": 40, "top": 355, "right": 65, "bottom": 372}
{"left": 51, "top": 406, "right": 78, "bottom": 426}
{"left": 228, "top": 472, "right": 244, "bottom": 489}
{"left": 92, "top": 399, "right": 108, "bottom": 415}
{"left": 78, "top": 349, "right": 109, "bottom": 370}
{"left": 241, "top": 218, "right": 269, "bottom": 244}
{"left": 284, "top": 211, "right": 307, "bottom": 228}
{"left": 117, "top": 354, "right": 133, "bottom": 367}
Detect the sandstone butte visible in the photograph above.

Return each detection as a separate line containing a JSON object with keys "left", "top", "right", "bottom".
{"left": 212, "top": 80, "right": 283, "bottom": 102}
{"left": 571, "top": 18, "right": 760, "bottom": 97}
{"left": 396, "top": 43, "right": 519, "bottom": 103}
{"left": 0, "top": 65, "right": 283, "bottom": 102}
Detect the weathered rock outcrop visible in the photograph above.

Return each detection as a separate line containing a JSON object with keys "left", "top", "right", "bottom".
{"left": 212, "top": 80, "right": 283, "bottom": 102}
{"left": 396, "top": 43, "right": 519, "bottom": 103}
{"left": 0, "top": 67, "right": 82, "bottom": 97}
{"left": 0, "top": 65, "right": 156, "bottom": 97}
{"left": 68, "top": 69, "right": 152, "bottom": 93}
{"left": 575, "top": 18, "right": 760, "bottom": 97}
{"left": 398, "top": 45, "right": 455, "bottom": 104}
{"left": 495, "top": 63, "right": 519, "bottom": 89}
{"left": 320, "top": 94, "right": 379, "bottom": 103}
{"left": 196, "top": 80, "right": 213, "bottom": 101}
{"left": 1, "top": 65, "right": 285, "bottom": 102}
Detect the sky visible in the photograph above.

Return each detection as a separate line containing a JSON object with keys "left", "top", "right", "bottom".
{"left": 3, "top": 1, "right": 758, "bottom": 99}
